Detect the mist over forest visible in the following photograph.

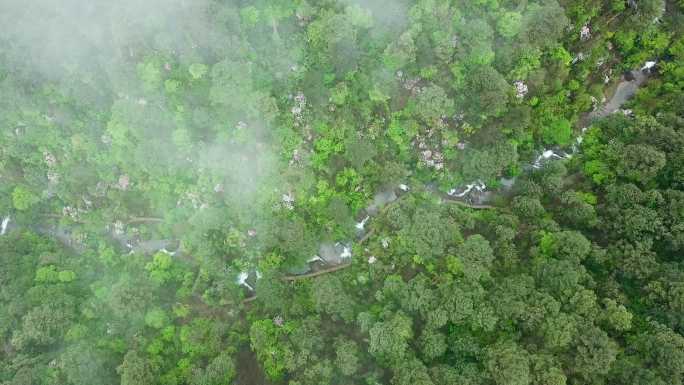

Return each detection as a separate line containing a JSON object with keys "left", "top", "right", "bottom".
{"left": 1, "top": 1, "right": 684, "bottom": 385}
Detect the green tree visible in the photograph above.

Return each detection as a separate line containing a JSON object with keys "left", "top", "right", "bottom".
{"left": 311, "top": 275, "right": 357, "bottom": 322}
{"left": 61, "top": 342, "right": 116, "bottom": 385}
{"left": 118, "top": 350, "right": 156, "bottom": 385}
{"left": 12, "top": 299, "right": 74, "bottom": 349}
{"left": 463, "top": 66, "right": 509, "bottom": 118}
{"left": 512, "top": 196, "right": 546, "bottom": 223}
{"left": 189, "top": 352, "right": 236, "bottom": 385}
{"left": 368, "top": 311, "right": 413, "bottom": 362}
{"left": 11, "top": 185, "right": 39, "bottom": 211}
{"left": 144, "top": 308, "right": 169, "bottom": 329}
{"left": 391, "top": 358, "right": 435, "bottom": 385}
{"left": 454, "top": 234, "right": 494, "bottom": 281}
{"left": 615, "top": 144, "right": 666, "bottom": 184}
{"left": 570, "top": 326, "right": 619, "bottom": 382}
{"left": 633, "top": 322, "right": 684, "bottom": 383}
{"left": 419, "top": 329, "right": 447, "bottom": 361}
{"left": 541, "top": 118, "right": 573, "bottom": 146}
{"left": 497, "top": 12, "right": 523, "bottom": 38}
{"left": 602, "top": 299, "right": 633, "bottom": 332}
{"left": 486, "top": 341, "right": 531, "bottom": 385}
{"left": 523, "top": 1, "right": 569, "bottom": 48}
{"left": 414, "top": 85, "right": 454, "bottom": 124}
{"left": 334, "top": 339, "right": 360, "bottom": 376}
{"left": 250, "top": 319, "right": 291, "bottom": 380}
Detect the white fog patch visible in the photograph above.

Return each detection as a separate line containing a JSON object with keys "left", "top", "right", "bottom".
{"left": 0, "top": 0, "right": 226, "bottom": 82}
{"left": 339, "top": 0, "right": 409, "bottom": 34}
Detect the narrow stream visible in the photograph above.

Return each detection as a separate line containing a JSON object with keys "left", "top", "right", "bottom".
{"left": 1, "top": 63, "right": 655, "bottom": 300}
{"left": 445, "top": 64, "right": 654, "bottom": 208}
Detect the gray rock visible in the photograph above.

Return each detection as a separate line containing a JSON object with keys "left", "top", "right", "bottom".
{"left": 366, "top": 189, "right": 398, "bottom": 215}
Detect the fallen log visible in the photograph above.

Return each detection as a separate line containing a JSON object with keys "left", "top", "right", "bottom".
{"left": 242, "top": 295, "right": 258, "bottom": 303}
{"left": 127, "top": 216, "right": 164, "bottom": 224}
{"left": 282, "top": 262, "right": 352, "bottom": 281}
{"left": 442, "top": 199, "right": 496, "bottom": 210}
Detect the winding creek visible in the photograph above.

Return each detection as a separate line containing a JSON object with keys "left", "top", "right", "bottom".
{"left": 237, "top": 64, "right": 656, "bottom": 295}
{"left": 1, "top": 64, "right": 655, "bottom": 299}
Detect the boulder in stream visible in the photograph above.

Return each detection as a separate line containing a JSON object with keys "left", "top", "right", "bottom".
{"left": 366, "top": 189, "right": 398, "bottom": 216}
{"left": 131, "top": 239, "right": 180, "bottom": 255}
{"left": 318, "top": 242, "right": 352, "bottom": 265}
{"left": 500, "top": 178, "right": 517, "bottom": 191}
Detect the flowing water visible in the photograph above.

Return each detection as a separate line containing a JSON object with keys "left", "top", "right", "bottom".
{"left": 5, "top": 65, "right": 654, "bottom": 298}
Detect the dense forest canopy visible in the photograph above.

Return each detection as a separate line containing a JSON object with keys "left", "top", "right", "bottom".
{"left": 1, "top": 0, "right": 684, "bottom": 384}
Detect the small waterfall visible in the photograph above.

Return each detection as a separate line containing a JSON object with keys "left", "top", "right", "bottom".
{"left": 1, "top": 216, "right": 10, "bottom": 236}
{"left": 355, "top": 215, "right": 370, "bottom": 231}
{"left": 236, "top": 272, "right": 253, "bottom": 291}
{"left": 448, "top": 180, "right": 486, "bottom": 197}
